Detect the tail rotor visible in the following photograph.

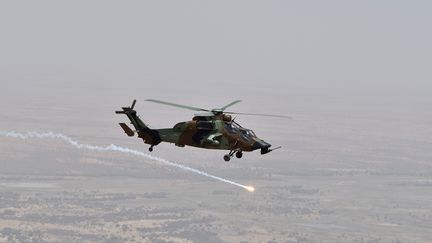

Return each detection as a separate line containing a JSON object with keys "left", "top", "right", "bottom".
{"left": 115, "top": 99, "right": 137, "bottom": 114}
{"left": 130, "top": 99, "right": 136, "bottom": 110}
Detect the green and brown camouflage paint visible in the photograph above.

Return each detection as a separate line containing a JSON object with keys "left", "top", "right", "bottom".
{"left": 116, "top": 100, "right": 274, "bottom": 161}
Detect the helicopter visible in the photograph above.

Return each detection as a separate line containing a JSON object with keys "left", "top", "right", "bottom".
{"left": 115, "top": 99, "right": 288, "bottom": 161}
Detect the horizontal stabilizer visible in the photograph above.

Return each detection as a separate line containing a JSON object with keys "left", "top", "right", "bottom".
{"left": 119, "top": 123, "right": 135, "bottom": 136}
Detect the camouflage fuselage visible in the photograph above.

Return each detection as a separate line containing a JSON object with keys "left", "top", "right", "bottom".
{"left": 117, "top": 104, "right": 272, "bottom": 156}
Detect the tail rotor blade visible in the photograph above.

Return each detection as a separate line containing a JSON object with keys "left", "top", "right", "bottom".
{"left": 131, "top": 99, "right": 136, "bottom": 110}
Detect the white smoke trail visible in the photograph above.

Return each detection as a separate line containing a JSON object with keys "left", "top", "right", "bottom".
{"left": 0, "top": 131, "right": 254, "bottom": 192}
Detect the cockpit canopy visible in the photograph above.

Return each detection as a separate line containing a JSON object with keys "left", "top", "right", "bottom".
{"left": 224, "top": 122, "right": 257, "bottom": 142}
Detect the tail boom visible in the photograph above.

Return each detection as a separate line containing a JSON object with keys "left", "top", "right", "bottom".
{"left": 116, "top": 100, "right": 162, "bottom": 148}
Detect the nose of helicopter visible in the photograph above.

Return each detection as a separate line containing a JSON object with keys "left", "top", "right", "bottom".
{"left": 252, "top": 140, "right": 272, "bottom": 154}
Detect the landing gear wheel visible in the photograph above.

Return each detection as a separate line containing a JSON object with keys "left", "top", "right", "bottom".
{"left": 235, "top": 151, "right": 243, "bottom": 158}
{"left": 149, "top": 146, "right": 153, "bottom": 152}
{"left": 223, "top": 154, "right": 231, "bottom": 162}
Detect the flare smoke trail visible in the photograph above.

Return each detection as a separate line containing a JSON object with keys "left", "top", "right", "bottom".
{"left": 0, "top": 131, "right": 255, "bottom": 192}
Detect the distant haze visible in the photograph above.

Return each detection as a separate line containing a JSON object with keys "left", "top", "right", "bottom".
{"left": 1, "top": 1, "right": 431, "bottom": 118}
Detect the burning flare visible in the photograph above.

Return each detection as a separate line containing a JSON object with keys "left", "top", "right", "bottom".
{"left": 245, "top": 186, "right": 255, "bottom": 192}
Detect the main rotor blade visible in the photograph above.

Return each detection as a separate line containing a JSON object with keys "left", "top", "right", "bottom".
{"left": 194, "top": 112, "right": 215, "bottom": 117}
{"left": 220, "top": 100, "right": 242, "bottom": 111}
{"left": 145, "top": 99, "right": 209, "bottom": 112}
{"left": 224, "top": 111, "right": 291, "bottom": 119}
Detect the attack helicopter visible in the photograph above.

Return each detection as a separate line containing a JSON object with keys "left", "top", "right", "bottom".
{"left": 115, "top": 99, "right": 288, "bottom": 161}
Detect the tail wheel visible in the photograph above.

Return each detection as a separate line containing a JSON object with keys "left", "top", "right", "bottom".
{"left": 223, "top": 154, "right": 231, "bottom": 162}
{"left": 235, "top": 151, "right": 243, "bottom": 158}
{"left": 149, "top": 146, "right": 153, "bottom": 152}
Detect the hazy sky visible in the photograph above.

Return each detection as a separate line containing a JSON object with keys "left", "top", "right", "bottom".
{"left": 2, "top": 3, "right": 432, "bottom": 242}
{"left": 1, "top": 1, "right": 431, "bottom": 121}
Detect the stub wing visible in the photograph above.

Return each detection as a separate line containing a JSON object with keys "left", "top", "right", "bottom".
{"left": 205, "top": 132, "right": 223, "bottom": 145}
